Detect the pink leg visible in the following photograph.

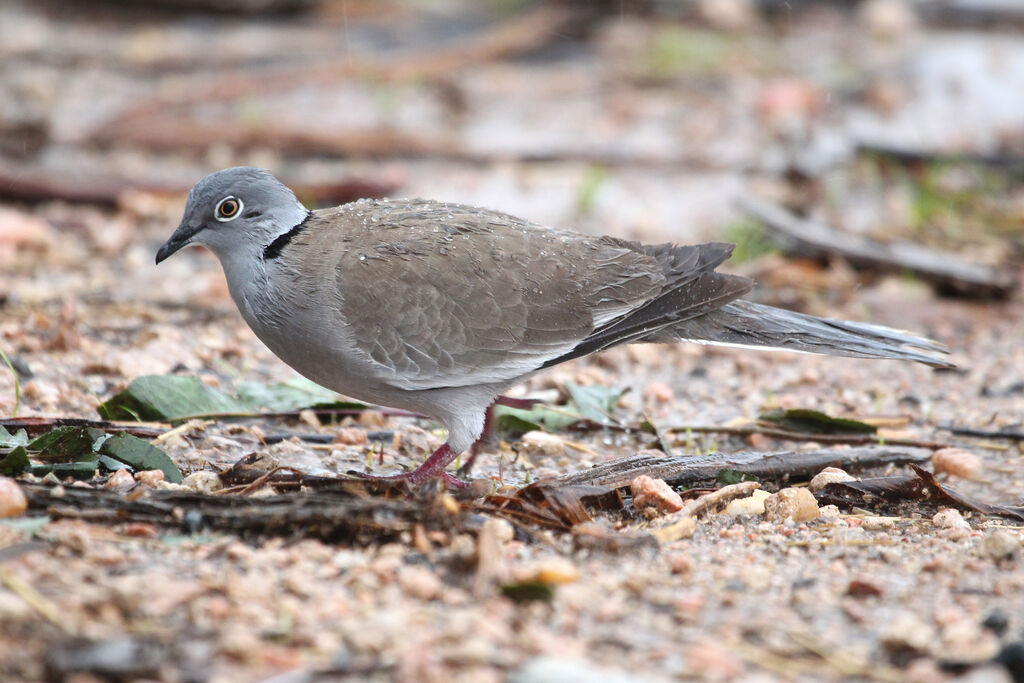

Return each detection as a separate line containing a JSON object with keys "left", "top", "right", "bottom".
{"left": 350, "top": 443, "right": 466, "bottom": 489}
{"left": 458, "top": 405, "right": 495, "bottom": 475}
{"left": 494, "top": 396, "right": 539, "bottom": 410}
{"left": 458, "top": 395, "right": 540, "bottom": 475}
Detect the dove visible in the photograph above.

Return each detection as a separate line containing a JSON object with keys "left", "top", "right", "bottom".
{"left": 157, "top": 167, "right": 952, "bottom": 487}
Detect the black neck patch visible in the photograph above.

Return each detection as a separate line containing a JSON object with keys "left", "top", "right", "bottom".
{"left": 263, "top": 211, "right": 313, "bottom": 261}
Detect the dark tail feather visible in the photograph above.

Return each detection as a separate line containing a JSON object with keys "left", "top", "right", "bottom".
{"left": 646, "top": 299, "right": 954, "bottom": 368}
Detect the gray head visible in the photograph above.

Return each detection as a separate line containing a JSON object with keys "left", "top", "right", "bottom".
{"left": 156, "top": 167, "right": 309, "bottom": 265}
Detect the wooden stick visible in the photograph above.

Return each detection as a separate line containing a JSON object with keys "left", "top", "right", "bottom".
{"left": 737, "top": 195, "right": 1017, "bottom": 299}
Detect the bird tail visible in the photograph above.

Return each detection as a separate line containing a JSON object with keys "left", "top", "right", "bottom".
{"left": 645, "top": 299, "right": 954, "bottom": 368}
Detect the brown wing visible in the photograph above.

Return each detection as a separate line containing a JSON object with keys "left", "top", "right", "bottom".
{"left": 293, "top": 199, "right": 744, "bottom": 390}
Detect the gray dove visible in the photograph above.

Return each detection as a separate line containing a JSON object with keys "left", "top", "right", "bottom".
{"left": 157, "top": 167, "right": 952, "bottom": 488}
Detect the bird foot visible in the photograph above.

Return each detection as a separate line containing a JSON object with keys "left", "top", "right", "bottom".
{"left": 348, "top": 443, "right": 467, "bottom": 489}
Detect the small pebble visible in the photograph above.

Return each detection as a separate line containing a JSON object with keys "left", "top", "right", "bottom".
{"left": 862, "top": 516, "right": 897, "bottom": 531}
{"left": 333, "top": 427, "right": 369, "bottom": 446}
{"left": 933, "top": 508, "right": 971, "bottom": 540}
{"left": 154, "top": 481, "right": 190, "bottom": 492}
{"left": 764, "top": 487, "right": 819, "bottom": 522}
{"left": 860, "top": 0, "right": 918, "bottom": 40}
{"left": 118, "top": 522, "right": 159, "bottom": 539}
{"left": 398, "top": 565, "right": 443, "bottom": 600}
{"left": 932, "top": 447, "right": 983, "bottom": 480}
{"left": 135, "top": 470, "right": 165, "bottom": 487}
{"left": 486, "top": 518, "right": 515, "bottom": 544}
{"left": 357, "top": 410, "right": 386, "bottom": 429}
{"left": 642, "top": 381, "right": 673, "bottom": 405}
{"left": 982, "top": 610, "right": 1009, "bottom": 636}
{"left": 0, "top": 477, "right": 28, "bottom": 518}
{"left": 808, "top": 466, "right": 855, "bottom": 492}
{"left": 218, "top": 624, "right": 262, "bottom": 660}
{"left": 745, "top": 432, "right": 775, "bottom": 451}
{"left": 533, "top": 557, "right": 580, "bottom": 585}
{"left": 817, "top": 504, "right": 841, "bottom": 518}
{"left": 519, "top": 430, "right": 565, "bottom": 458}
{"left": 225, "top": 542, "right": 253, "bottom": 561}
{"left": 979, "top": 529, "right": 1020, "bottom": 561}
{"left": 696, "top": 0, "right": 758, "bottom": 32}
{"left": 724, "top": 489, "right": 770, "bottom": 517}
{"left": 631, "top": 475, "right": 684, "bottom": 516}
{"left": 104, "top": 469, "right": 135, "bottom": 490}
{"left": 182, "top": 470, "right": 222, "bottom": 494}
{"left": 669, "top": 553, "right": 694, "bottom": 575}
{"left": 395, "top": 425, "right": 442, "bottom": 455}
{"left": 932, "top": 508, "right": 969, "bottom": 529}
{"left": 847, "top": 578, "right": 884, "bottom": 598}
{"left": 881, "top": 611, "right": 936, "bottom": 654}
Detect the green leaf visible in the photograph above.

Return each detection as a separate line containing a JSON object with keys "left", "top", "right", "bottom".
{"left": 0, "top": 446, "right": 29, "bottom": 475}
{"left": 491, "top": 384, "right": 627, "bottom": 436}
{"left": 493, "top": 410, "right": 541, "bottom": 435}
{"left": 0, "top": 426, "right": 28, "bottom": 448}
{"left": 493, "top": 404, "right": 581, "bottom": 436}
{"left": 236, "top": 377, "right": 364, "bottom": 412}
{"left": 28, "top": 426, "right": 108, "bottom": 463}
{"left": 99, "top": 375, "right": 366, "bottom": 422}
{"left": 500, "top": 581, "right": 555, "bottom": 603}
{"left": 97, "top": 375, "right": 247, "bottom": 422}
{"left": 640, "top": 416, "right": 674, "bottom": 456}
{"left": 564, "top": 383, "right": 626, "bottom": 424}
{"left": 31, "top": 457, "right": 98, "bottom": 480}
{"left": 717, "top": 469, "right": 759, "bottom": 485}
{"left": 97, "top": 454, "right": 131, "bottom": 472}
{"left": 99, "top": 432, "right": 182, "bottom": 483}
{"left": 758, "top": 408, "right": 877, "bottom": 435}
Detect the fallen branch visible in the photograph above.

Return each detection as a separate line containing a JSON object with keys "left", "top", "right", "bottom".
{"left": 0, "top": 158, "right": 397, "bottom": 206}
{"left": 22, "top": 483, "right": 467, "bottom": 544}
{"left": 857, "top": 141, "right": 1024, "bottom": 171}
{"left": 576, "top": 417, "right": 949, "bottom": 450}
{"left": 87, "top": 116, "right": 741, "bottom": 169}
{"left": 941, "top": 424, "right": 1024, "bottom": 441}
{"left": 0, "top": 417, "right": 164, "bottom": 439}
{"left": 737, "top": 195, "right": 1018, "bottom": 299}
{"left": 818, "top": 465, "right": 1024, "bottom": 522}
{"left": 668, "top": 422, "right": 951, "bottom": 450}
{"left": 93, "top": 5, "right": 578, "bottom": 143}
{"left": 557, "top": 445, "right": 933, "bottom": 490}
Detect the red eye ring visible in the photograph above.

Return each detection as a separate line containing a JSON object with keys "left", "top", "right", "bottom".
{"left": 215, "top": 196, "right": 243, "bottom": 221}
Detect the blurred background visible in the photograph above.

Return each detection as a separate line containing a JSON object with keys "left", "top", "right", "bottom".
{"left": 2, "top": 0, "right": 1022, "bottom": 302}
{"left": 0, "top": 0, "right": 1021, "bottom": 363}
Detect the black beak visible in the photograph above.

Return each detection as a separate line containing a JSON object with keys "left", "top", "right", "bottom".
{"left": 155, "top": 222, "right": 200, "bottom": 264}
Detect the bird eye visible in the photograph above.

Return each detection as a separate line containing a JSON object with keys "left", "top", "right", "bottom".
{"left": 215, "top": 196, "right": 243, "bottom": 222}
